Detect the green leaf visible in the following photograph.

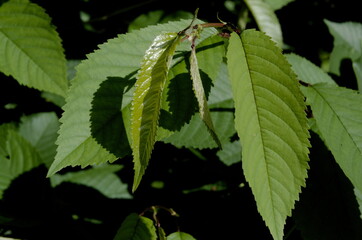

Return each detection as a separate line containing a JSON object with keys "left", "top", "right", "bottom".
{"left": 0, "top": 0, "right": 67, "bottom": 97}
{"left": 131, "top": 32, "right": 181, "bottom": 192}
{"left": 167, "top": 231, "right": 196, "bottom": 240}
{"left": 285, "top": 53, "right": 337, "bottom": 86}
{"left": 216, "top": 140, "right": 242, "bottom": 166}
{"left": 293, "top": 135, "right": 362, "bottom": 239}
{"left": 113, "top": 213, "right": 157, "bottom": 240}
{"left": 324, "top": 20, "right": 362, "bottom": 74}
{"left": 159, "top": 35, "right": 224, "bottom": 132}
{"left": 190, "top": 38, "right": 221, "bottom": 148}
{"left": 244, "top": 0, "right": 283, "bottom": 47}
{"left": 163, "top": 111, "right": 234, "bottom": 149}
{"left": 128, "top": 10, "right": 193, "bottom": 32}
{"left": 0, "top": 129, "right": 42, "bottom": 199}
{"left": 227, "top": 31, "right": 310, "bottom": 240}
{"left": 264, "top": 0, "right": 295, "bottom": 11}
{"left": 355, "top": 188, "right": 362, "bottom": 219}
{"left": 90, "top": 77, "right": 133, "bottom": 158}
{"left": 18, "top": 112, "right": 59, "bottom": 167}
{"left": 50, "top": 164, "right": 132, "bottom": 199}
{"left": 302, "top": 83, "right": 362, "bottom": 197}
{"left": 163, "top": 62, "right": 235, "bottom": 149}
{"left": 48, "top": 19, "right": 217, "bottom": 177}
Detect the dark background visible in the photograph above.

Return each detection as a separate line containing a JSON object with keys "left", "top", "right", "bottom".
{"left": 1, "top": 0, "right": 361, "bottom": 239}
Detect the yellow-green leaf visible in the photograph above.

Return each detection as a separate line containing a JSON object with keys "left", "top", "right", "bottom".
{"left": 227, "top": 31, "right": 310, "bottom": 240}
{"left": 131, "top": 32, "right": 181, "bottom": 191}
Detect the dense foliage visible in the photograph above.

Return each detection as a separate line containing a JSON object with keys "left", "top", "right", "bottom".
{"left": 1, "top": 0, "right": 362, "bottom": 239}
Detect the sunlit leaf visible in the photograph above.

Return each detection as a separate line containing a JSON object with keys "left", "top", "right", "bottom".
{"left": 131, "top": 32, "right": 181, "bottom": 192}
{"left": 0, "top": 0, "right": 67, "bottom": 97}
{"left": 48, "top": 19, "right": 217, "bottom": 177}
{"left": 113, "top": 213, "right": 157, "bottom": 240}
{"left": 227, "top": 31, "right": 310, "bottom": 240}
{"left": 167, "top": 231, "right": 196, "bottom": 240}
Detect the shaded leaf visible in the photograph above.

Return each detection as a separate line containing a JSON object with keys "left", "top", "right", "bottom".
{"left": 90, "top": 76, "right": 134, "bottom": 158}
{"left": 50, "top": 164, "right": 132, "bottom": 199}
{"left": 294, "top": 134, "right": 362, "bottom": 239}
{"left": 19, "top": 112, "right": 59, "bottom": 167}
{"left": 286, "top": 53, "right": 337, "bottom": 86}
{"left": 216, "top": 140, "right": 242, "bottom": 166}
{"left": 113, "top": 213, "right": 157, "bottom": 240}
{"left": 355, "top": 188, "right": 362, "bottom": 219}
{"left": 159, "top": 35, "right": 224, "bottom": 132}
{"left": 163, "top": 111, "right": 234, "bottom": 149}
{"left": 264, "top": 0, "right": 295, "bottom": 11}
{"left": 302, "top": 83, "right": 362, "bottom": 197}
{"left": 0, "top": 129, "right": 42, "bottom": 199}
{"left": 0, "top": 0, "right": 67, "bottom": 96}
{"left": 167, "top": 231, "right": 196, "bottom": 240}
{"left": 128, "top": 10, "right": 193, "bottom": 32}
{"left": 244, "top": 0, "right": 283, "bottom": 46}
{"left": 324, "top": 20, "right": 362, "bottom": 75}
{"left": 163, "top": 61, "right": 235, "bottom": 149}
{"left": 131, "top": 32, "right": 181, "bottom": 191}
{"left": 48, "top": 19, "right": 217, "bottom": 177}
{"left": 190, "top": 38, "right": 221, "bottom": 148}
{"left": 227, "top": 31, "right": 310, "bottom": 240}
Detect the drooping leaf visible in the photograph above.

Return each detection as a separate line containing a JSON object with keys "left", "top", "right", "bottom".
{"left": 159, "top": 35, "right": 224, "bottom": 132}
{"left": 293, "top": 134, "right": 362, "bottom": 239}
{"left": 286, "top": 53, "right": 337, "bottom": 86}
{"left": 324, "top": 20, "right": 362, "bottom": 78}
{"left": 302, "top": 83, "right": 362, "bottom": 197}
{"left": 90, "top": 77, "right": 134, "bottom": 158}
{"left": 131, "top": 32, "right": 181, "bottom": 192}
{"left": 216, "top": 140, "right": 242, "bottom": 166}
{"left": 244, "top": 0, "right": 283, "bottom": 47}
{"left": 167, "top": 231, "right": 196, "bottom": 240}
{"left": 50, "top": 164, "right": 132, "bottom": 199}
{"left": 163, "top": 62, "right": 235, "bottom": 149}
{"left": 113, "top": 213, "right": 157, "bottom": 240}
{"left": 190, "top": 38, "right": 221, "bottom": 148}
{"left": 18, "top": 112, "right": 59, "bottom": 167}
{"left": 48, "top": 19, "right": 217, "bottom": 177}
{"left": 227, "top": 31, "right": 310, "bottom": 240}
{"left": 0, "top": 129, "right": 42, "bottom": 199}
{"left": 0, "top": 0, "right": 67, "bottom": 97}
